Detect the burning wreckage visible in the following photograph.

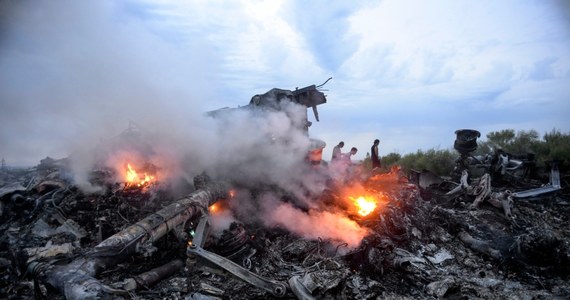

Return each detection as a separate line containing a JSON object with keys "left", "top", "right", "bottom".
{"left": 1, "top": 84, "right": 569, "bottom": 299}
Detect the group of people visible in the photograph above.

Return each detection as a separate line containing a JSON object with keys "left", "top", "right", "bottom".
{"left": 331, "top": 141, "right": 355, "bottom": 163}
{"left": 331, "top": 139, "right": 381, "bottom": 169}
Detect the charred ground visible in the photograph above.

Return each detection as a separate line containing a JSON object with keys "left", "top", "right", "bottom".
{"left": 1, "top": 159, "right": 568, "bottom": 299}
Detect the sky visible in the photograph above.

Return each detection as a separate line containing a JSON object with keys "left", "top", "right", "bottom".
{"left": 1, "top": 0, "right": 570, "bottom": 166}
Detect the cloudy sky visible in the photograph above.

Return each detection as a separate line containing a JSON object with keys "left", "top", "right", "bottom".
{"left": 1, "top": 0, "right": 569, "bottom": 166}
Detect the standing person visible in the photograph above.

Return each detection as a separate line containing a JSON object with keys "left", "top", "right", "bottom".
{"left": 345, "top": 147, "right": 358, "bottom": 163}
{"left": 341, "top": 147, "right": 359, "bottom": 180}
{"left": 332, "top": 141, "right": 344, "bottom": 162}
{"left": 371, "top": 139, "right": 381, "bottom": 169}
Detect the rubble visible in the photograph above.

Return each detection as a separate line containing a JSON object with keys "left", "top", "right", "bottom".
{"left": 2, "top": 156, "right": 567, "bottom": 299}
{"left": 2, "top": 105, "right": 569, "bottom": 300}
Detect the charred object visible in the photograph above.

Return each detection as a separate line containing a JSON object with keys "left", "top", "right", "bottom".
{"left": 27, "top": 175, "right": 230, "bottom": 299}
{"left": 2, "top": 118, "right": 570, "bottom": 298}
{"left": 449, "top": 129, "right": 561, "bottom": 199}
{"left": 208, "top": 79, "right": 331, "bottom": 166}
{"left": 208, "top": 78, "right": 329, "bottom": 131}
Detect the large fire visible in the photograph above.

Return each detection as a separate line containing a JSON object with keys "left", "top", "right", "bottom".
{"left": 125, "top": 163, "right": 156, "bottom": 188}
{"left": 342, "top": 168, "right": 402, "bottom": 218}
{"left": 351, "top": 196, "right": 377, "bottom": 216}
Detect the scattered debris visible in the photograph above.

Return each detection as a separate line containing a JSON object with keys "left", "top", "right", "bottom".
{"left": 1, "top": 118, "right": 569, "bottom": 300}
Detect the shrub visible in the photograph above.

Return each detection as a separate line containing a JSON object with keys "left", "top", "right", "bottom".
{"left": 398, "top": 149, "right": 457, "bottom": 176}
{"left": 382, "top": 152, "right": 402, "bottom": 168}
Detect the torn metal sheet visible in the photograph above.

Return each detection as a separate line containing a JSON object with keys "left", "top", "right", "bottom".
{"left": 0, "top": 183, "right": 26, "bottom": 199}
{"left": 24, "top": 242, "right": 75, "bottom": 262}
{"left": 187, "top": 216, "right": 287, "bottom": 297}
{"left": 188, "top": 245, "right": 287, "bottom": 297}
{"left": 289, "top": 268, "right": 347, "bottom": 300}
{"left": 513, "top": 163, "right": 562, "bottom": 199}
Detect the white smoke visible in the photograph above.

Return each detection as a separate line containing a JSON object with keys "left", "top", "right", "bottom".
{"left": 258, "top": 193, "right": 370, "bottom": 248}
{"left": 0, "top": 0, "right": 370, "bottom": 247}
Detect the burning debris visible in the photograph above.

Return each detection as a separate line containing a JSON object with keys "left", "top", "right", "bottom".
{"left": 1, "top": 89, "right": 569, "bottom": 300}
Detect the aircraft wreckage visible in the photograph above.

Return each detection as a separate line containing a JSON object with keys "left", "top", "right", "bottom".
{"left": 1, "top": 84, "right": 569, "bottom": 299}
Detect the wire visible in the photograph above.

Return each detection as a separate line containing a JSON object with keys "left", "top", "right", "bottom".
{"left": 316, "top": 77, "right": 333, "bottom": 88}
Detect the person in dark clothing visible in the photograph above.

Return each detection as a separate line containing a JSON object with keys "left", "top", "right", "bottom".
{"left": 371, "top": 139, "right": 381, "bottom": 169}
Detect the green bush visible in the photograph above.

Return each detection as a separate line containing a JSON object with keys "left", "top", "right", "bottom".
{"left": 485, "top": 129, "right": 540, "bottom": 155}
{"left": 361, "top": 152, "right": 402, "bottom": 172}
{"left": 382, "top": 152, "right": 402, "bottom": 168}
{"left": 397, "top": 149, "right": 457, "bottom": 176}
{"left": 533, "top": 129, "right": 570, "bottom": 169}
{"left": 482, "top": 128, "right": 570, "bottom": 169}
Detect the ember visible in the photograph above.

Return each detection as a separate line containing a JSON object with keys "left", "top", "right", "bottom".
{"left": 341, "top": 181, "right": 391, "bottom": 219}
{"left": 208, "top": 203, "right": 220, "bottom": 214}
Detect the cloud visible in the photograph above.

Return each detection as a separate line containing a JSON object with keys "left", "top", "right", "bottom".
{"left": 529, "top": 57, "right": 559, "bottom": 81}
{"left": 1, "top": 0, "right": 569, "bottom": 166}
{"left": 139, "top": 0, "right": 328, "bottom": 98}
{"left": 282, "top": 0, "right": 362, "bottom": 72}
{"left": 312, "top": 0, "right": 570, "bottom": 159}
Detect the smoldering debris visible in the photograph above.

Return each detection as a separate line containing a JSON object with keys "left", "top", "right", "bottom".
{"left": 0, "top": 98, "right": 568, "bottom": 299}
{"left": 1, "top": 151, "right": 568, "bottom": 300}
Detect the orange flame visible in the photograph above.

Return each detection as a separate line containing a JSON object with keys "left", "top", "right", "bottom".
{"left": 208, "top": 203, "right": 219, "bottom": 214}
{"left": 125, "top": 163, "right": 156, "bottom": 187}
{"left": 352, "top": 196, "right": 377, "bottom": 216}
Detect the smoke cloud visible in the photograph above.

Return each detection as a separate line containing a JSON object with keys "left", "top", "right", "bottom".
{"left": 261, "top": 194, "right": 370, "bottom": 248}
{"left": 0, "top": 1, "right": 370, "bottom": 248}
{"left": 0, "top": 0, "right": 216, "bottom": 167}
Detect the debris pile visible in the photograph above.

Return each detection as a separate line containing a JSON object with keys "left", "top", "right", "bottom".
{"left": 1, "top": 153, "right": 568, "bottom": 299}
{"left": 1, "top": 84, "right": 568, "bottom": 299}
